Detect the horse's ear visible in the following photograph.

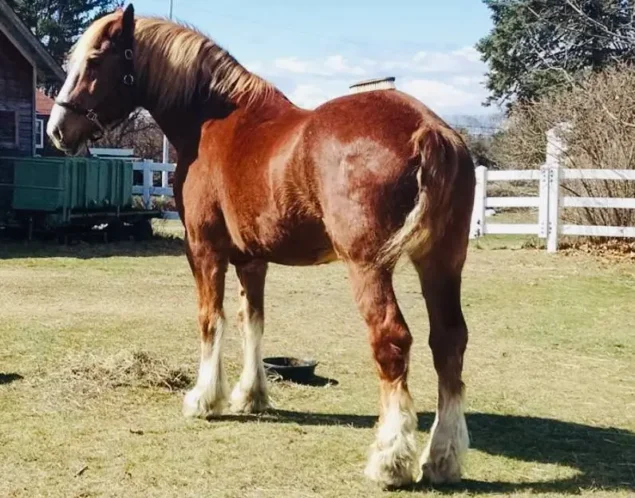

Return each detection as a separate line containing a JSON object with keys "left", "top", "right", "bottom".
{"left": 122, "top": 3, "right": 135, "bottom": 35}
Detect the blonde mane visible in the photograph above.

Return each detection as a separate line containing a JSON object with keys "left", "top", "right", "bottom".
{"left": 70, "top": 13, "right": 275, "bottom": 112}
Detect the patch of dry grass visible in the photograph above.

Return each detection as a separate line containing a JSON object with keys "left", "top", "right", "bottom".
{"left": 63, "top": 350, "right": 192, "bottom": 392}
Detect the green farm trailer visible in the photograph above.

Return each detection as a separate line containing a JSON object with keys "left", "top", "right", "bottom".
{"left": 0, "top": 156, "right": 162, "bottom": 241}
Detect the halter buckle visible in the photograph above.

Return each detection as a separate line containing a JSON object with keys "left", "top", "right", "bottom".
{"left": 123, "top": 74, "right": 135, "bottom": 86}
{"left": 92, "top": 128, "right": 104, "bottom": 141}
{"left": 124, "top": 49, "right": 134, "bottom": 60}
{"left": 86, "top": 110, "right": 98, "bottom": 122}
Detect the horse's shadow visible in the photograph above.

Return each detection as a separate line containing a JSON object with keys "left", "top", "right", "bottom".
{"left": 0, "top": 235, "right": 185, "bottom": 260}
{"left": 0, "top": 373, "right": 23, "bottom": 385}
{"left": 217, "top": 410, "right": 635, "bottom": 494}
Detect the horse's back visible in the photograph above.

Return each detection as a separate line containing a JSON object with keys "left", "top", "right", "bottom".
{"left": 309, "top": 89, "right": 449, "bottom": 142}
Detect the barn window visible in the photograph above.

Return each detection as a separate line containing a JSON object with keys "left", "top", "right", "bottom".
{"left": 36, "top": 118, "right": 44, "bottom": 148}
{"left": 0, "top": 110, "right": 18, "bottom": 148}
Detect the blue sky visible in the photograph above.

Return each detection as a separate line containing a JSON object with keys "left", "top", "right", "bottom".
{"left": 128, "top": 1, "right": 498, "bottom": 118}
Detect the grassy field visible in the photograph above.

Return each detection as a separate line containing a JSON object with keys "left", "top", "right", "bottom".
{"left": 1, "top": 220, "right": 634, "bottom": 498}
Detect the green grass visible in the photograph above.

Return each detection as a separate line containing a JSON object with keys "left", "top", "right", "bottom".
{"left": 1, "top": 221, "right": 634, "bottom": 497}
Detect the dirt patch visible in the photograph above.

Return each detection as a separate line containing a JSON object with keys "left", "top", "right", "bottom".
{"left": 559, "top": 238, "right": 635, "bottom": 261}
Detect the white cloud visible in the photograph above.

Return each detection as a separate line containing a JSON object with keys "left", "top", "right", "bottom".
{"left": 323, "top": 55, "right": 366, "bottom": 76}
{"left": 288, "top": 84, "right": 338, "bottom": 109}
{"left": 401, "top": 79, "right": 487, "bottom": 114}
{"left": 250, "top": 45, "right": 493, "bottom": 115}
{"left": 272, "top": 55, "right": 367, "bottom": 77}
{"left": 453, "top": 46, "right": 482, "bottom": 63}
{"left": 274, "top": 57, "right": 314, "bottom": 74}
{"left": 383, "top": 46, "right": 484, "bottom": 75}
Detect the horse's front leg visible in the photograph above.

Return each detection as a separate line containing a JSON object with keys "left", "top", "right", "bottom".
{"left": 230, "top": 260, "right": 270, "bottom": 413}
{"left": 182, "top": 240, "right": 230, "bottom": 418}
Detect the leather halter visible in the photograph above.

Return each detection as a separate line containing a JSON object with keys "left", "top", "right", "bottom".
{"left": 55, "top": 37, "right": 136, "bottom": 141}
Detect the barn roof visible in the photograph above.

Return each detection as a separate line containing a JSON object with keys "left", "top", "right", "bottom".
{"left": 0, "top": 0, "right": 65, "bottom": 83}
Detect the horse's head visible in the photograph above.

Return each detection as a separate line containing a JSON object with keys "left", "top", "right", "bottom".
{"left": 47, "top": 4, "right": 137, "bottom": 154}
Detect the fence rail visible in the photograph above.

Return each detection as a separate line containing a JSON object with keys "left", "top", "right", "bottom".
{"left": 562, "top": 169, "right": 635, "bottom": 180}
{"left": 132, "top": 161, "right": 178, "bottom": 220}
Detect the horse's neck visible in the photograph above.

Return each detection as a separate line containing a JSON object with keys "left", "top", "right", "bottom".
{"left": 146, "top": 107, "right": 198, "bottom": 154}
{"left": 144, "top": 90, "right": 295, "bottom": 159}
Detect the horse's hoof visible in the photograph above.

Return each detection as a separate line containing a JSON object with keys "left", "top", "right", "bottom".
{"left": 364, "top": 441, "right": 417, "bottom": 489}
{"left": 229, "top": 384, "right": 270, "bottom": 414}
{"left": 418, "top": 453, "right": 462, "bottom": 484}
{"left": 182, "top": 387, "right": 226, "bottom": 418}
{"left": 364, "top": 460, "right": 415, "bottom": 489}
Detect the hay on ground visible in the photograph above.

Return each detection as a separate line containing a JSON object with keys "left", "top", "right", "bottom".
{"left": 64, "top": 350, "right": 191, "bottom": 392}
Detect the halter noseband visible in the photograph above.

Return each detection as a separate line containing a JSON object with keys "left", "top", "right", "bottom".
{"left": 55, "top": 41, "right": 136, "bottom": 141}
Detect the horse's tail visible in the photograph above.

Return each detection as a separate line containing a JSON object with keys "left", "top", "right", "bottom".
{"left": 378, "top": 122, "right": 470, "bottom": 267}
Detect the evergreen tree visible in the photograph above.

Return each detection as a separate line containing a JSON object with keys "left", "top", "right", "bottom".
{"left": 8, "top": 0, "right": 123, "bottom": 67}
{"left": 476, "top": 0, "right": 635, "bottom": 109}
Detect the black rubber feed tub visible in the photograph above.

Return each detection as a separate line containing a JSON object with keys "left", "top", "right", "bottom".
{"left": 263, "top": 357, "right": 318, "bottom": 384}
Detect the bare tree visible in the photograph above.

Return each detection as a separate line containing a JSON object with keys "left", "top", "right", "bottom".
{"left": 91, "top": 110, "right": 176, "bottom": 162}
{"left": 493, "top": 64, "right": 635, "bottom": 229}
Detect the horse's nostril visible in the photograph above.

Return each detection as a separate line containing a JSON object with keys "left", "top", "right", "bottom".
{"left": 48, "top": 125, "right": 70, "bottom": 151}
{"left": 51, "top": 127, "right": 63, "bottom": 143}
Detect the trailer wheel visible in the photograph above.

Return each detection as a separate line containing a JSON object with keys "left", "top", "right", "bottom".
{"left": 133, "top": 219, "right": 153, "bottom": 241}
{"left": 106, "top": 221, "right": 126, "bottom": 242}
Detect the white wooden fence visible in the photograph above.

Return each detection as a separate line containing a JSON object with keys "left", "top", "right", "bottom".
{"left": 470, "top": 127, "right": 635, "bottom": 252}
{"left": 469, "top": 165, "right": 635, "bottom": 252}
{"left": 132, "top": 161, "right": 179, "bottom": 220}
{"left": 132, "top": 157, "right": 635, "bottom": 253}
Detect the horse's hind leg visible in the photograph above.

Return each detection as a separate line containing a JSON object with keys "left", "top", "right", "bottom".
{"left": 230, "top": 260, "right": 270, "bottom": 413}
{"left": 348, "top": 263, "right": 417, "bottom": 488}
{"left": 413, "top": 245, "right": 470, "bottom": 484}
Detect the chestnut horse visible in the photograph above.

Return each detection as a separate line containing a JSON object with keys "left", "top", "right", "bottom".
{"left": 47, "top": 4, "right": 476, "bottom": 488}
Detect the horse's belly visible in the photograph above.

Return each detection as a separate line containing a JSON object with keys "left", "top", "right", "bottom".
{"left": 267, "top": 243, "right": 338, "bottom": 266}
{"left": 238, "top": 220, "right": 338, "bottom": 266}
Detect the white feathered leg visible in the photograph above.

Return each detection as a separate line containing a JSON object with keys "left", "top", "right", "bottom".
{"left": 419, "top": 386, "right": 469, "bottom": 483}
{"left": 183, "top": 316, "right": 229, "bottom": 418}
{"left": 365, "top": 383, "right": 418, "bottom": 488}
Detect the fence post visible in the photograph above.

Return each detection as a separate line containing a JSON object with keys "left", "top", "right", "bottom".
{"left": 470, "top": 165, "right": 488, "bottom": 239}
{"left": 142, "top": 161, "right": 152, "bottom": 210}
{"left": 161, "top": 170, "right": 168, "bottom": 189}
{"left": 545, "top": 125, "right": 568, "bottom": 252}
{"left": 538, "top": 164, "right": 550, "bottom": 239}
{"left": 547, "top": 166, "right": 561, "bottom": 252}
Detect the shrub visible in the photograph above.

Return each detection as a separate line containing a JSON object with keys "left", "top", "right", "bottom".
{"left": 493, "top": 64, "right": 635, "bottom": 229}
